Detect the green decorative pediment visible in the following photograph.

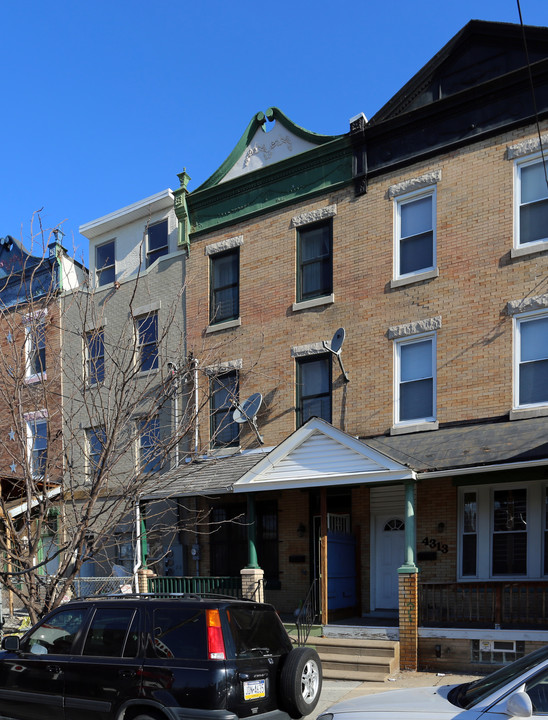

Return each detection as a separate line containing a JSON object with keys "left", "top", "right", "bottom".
{"left": 175, "top": 108, "right": 352, "bottom": 239}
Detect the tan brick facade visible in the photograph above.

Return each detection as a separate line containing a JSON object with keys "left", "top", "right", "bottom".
{"left": 186, "top": 125, "right": 548, "bottom": 451}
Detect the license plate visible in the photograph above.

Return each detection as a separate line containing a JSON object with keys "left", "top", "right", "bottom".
{"left": 243, "top": 679, "right": 266, "bottom": 700}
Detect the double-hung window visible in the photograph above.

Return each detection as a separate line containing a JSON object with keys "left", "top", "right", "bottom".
{"left": 85, "top": 329, "right": 105, "bottom": 385}
{"left": 395, "top": 190, "right": 435, "bottom": 279}
{"left": 296, "top": 355, "right": 332, "bottom": 427}
{"left": 297, "top": 221, "right": 332, "bottom": 302}
{"left": 137, "top": 313, "right": 158, "bottom": 372}
{"left": 139, "top": 417, "right": 161, "bottom": 474}
{"left": 516, "top": 156, "right": 548, "bottom": 248}
{"left": 459, "top": 484, "right": 538, "bottom": 580}
{"left": 28, "top": 417, "right": 47, "bottom": 477}
{"left": 147, "top": 220, "right": 168, "bottom": 267}
{"left": 395, "top": 335, "right": 436, "bottom": 425}
{"left": 96, "top": 240, "right": 115, "bottom": 287}
{"left": 514, "top": 312, "right": 548, "bottom": 408}
{"left": 26, "top": 316, "right": 46, "bottom": 379}
{"left": 86, "top": 426, "right": 106, "bottom": 481}
{"left": 210, "top": 249, "right": 239, "bottom": 324}
{"left": 210, "top": 371, "right": 239, "bottom": 447}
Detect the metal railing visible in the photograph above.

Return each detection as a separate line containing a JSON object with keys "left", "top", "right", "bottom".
{"left": 420, "top": 581, "right": 548, "bottom": 628}
{"left": 71, "top": 576, "right": 134, "bottom": 597}
{"left": 295, "top": 579, "right": 319, "bottom": 646}
{"left": 148, "top": 575, "right": 242, "bottom": 597}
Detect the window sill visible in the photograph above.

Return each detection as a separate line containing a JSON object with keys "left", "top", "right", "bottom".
{"left": 511, "top": 240, "right": 548, "bottom": 259}
{"left": 292, "top": 294, "right": 335, "bottom": 312}
{"left": 137, "top": 367, "right": 160, "bottom": 377}
{"left": 206, "top": 318, "right": 242, "bottom": 334}
{"left": 25, "top": 373, "right": 46, "bottom": 385}
{"left": 390, "top": 268, "right": 439, "bottom": 289}
{"left": 510, "top": 406, "right": 548, "bottom": 420}
{"left": 207, "top": 446, "right": 241, "bottom": 457}
{"left": 390, "top": 420, "right": 439, "bottom": 436}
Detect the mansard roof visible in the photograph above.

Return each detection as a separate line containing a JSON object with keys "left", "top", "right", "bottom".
{"left": 371, "top": 19, "right": 548, "bottom": 124}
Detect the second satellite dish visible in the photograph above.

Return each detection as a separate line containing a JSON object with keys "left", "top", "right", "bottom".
{"left": 233, "top": 392, "right": 262, "bottom": 423}
{"left": 232, "top": 393, "right": 264, "bottom": 444}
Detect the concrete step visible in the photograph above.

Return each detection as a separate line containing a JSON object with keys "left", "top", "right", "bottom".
{"left": 323, "top": 668, "right": 390, "bottom": 682}
{"left": 306, "top": 636, "right": 399, "bottom": 681}
{"left": 311, "top": 636, "right": 398, "bottom": 658}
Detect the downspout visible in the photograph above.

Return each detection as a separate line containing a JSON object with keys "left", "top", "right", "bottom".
{"left": 133, "top": 499, "right": 143, "bottom": 592}
{"left": 193, "top": 358, "right": 199, "bottom": 455}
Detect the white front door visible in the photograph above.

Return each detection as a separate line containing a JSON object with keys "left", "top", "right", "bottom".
{"left": 375, "top": 516, "right": 405, "bottom": 609}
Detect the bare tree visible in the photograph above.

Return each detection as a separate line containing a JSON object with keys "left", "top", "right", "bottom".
{"left": 0, "top": 224, "right": 261, "bottom": 623}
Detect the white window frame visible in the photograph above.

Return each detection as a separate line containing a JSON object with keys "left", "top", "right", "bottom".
{"left": 513, "top": 309, "right": 548, "bottom": 410}
{"left": 86, "top": 426, "right": 105, "bottom": 482}
{"left": 394, "top": 187, "right": 436, "bottom": 280}
{"left": 394, "top": 332, "right": 436, "bottom": 426}
{"left": 95, "top": 239, "right": 116, "bottom": 287}
{"left": 24, "top": 310, "right": 47, "bottom": 382}
{"left": 146, "top": 220, "right": 169, "bottom": 268}
{"left": 514, "top": 153, "right": 548, "bottom": 251}
{"left": 136, "top": 312, "right": 159, "bottom": 373}
{"left": 458, "top": 482, "right": 545, "bottom": 581}
{"left": 25, "top": 412, "right": 48, "bottom": 478}
{"left": 84, "top": 328, "right": 105, "bottom": 386}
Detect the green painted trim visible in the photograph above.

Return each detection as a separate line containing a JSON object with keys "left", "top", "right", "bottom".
{"left": 180, "top": 138, "right": 352, "bottom": 238}
{"left": 398, "top": 563, "right": 419, "bottom": 574}
{"left": 194, "top": 108, "right": 343, "bottom": 192}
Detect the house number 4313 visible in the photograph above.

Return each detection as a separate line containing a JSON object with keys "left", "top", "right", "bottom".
{"left": 422, "top": 537, "right": 449, "bottom": 553}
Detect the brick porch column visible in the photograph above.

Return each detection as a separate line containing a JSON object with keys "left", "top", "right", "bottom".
{"left": 137, "top": 568, "right": 155, "bottom": 594}
{"left": 241, "top": 567, "right": 264, "bottom": 602}
{"left": 398, "top": 570, "right": 418, "bottom": 670}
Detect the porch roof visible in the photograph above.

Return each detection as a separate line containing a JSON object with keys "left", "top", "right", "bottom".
{"left": 365, "top": 415, "right": 548, "bottom": 474}
{"left": 142, "top": 417, "right": 413, "bottom": 500}
{"left": 142, "top": 416, "right": 548, "bottom": 501}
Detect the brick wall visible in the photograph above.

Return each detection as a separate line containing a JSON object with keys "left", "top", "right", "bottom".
{"left": 186, "top": 123, "right": 548, "bottom": 449}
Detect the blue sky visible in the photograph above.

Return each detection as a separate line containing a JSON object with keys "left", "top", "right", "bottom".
{"left": 2, "top": 0, "right": 548, "bottom": 264}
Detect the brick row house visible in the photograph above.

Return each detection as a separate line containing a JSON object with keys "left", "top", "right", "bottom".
{"left": 0, "top": 234, "right": 84, "bottom": 615}
{"left": 133, "top": 20, "right": 548, "bottom": 672}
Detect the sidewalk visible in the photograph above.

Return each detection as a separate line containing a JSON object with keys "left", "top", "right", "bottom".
{"left": 307, "top": 670, "right": 483, "bottom": 718}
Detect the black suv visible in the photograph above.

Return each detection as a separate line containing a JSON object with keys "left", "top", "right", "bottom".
{"left": 0, "top": 594, "right": 322, "bottom": 720}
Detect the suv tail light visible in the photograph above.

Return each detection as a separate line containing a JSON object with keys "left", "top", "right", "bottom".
{"left": 206, "top": 609, "right": 226, "bottom": 660}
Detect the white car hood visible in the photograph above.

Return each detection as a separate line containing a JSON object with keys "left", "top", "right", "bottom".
{"left": 321, "top": 685, "right": 466, "bottom": 718}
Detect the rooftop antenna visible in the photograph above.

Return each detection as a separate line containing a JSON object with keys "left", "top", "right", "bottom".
{"left": 233, "top": 392, "right": 264, "bottom": 445}
{"left": 323, "top": 327, "right": 349, "bottom": 383}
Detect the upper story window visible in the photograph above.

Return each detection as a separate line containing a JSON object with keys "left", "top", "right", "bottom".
{"left": 395, "top": 190, "right": 436, "bottom": 279}
{"left": 86, "top": 426, "right": 106, "bottom": 481}
{"left": 514, "top": 311, "right": 548, "bottom": 409}
{"left": 297, "top": 221, "right": 333, "bottom": 303}
{"left": 139, "top": 417, "right": 162, "bottom": 474}
{"left": 147, "top": 220, "right": 168, "bottom": 268}
{"left": 210, "top": 249, "right": 239, "bottom": 325}
{"left": 28, "top": 417, "right": 47, "bottom": 477}
{"left": 394, "top": 334, "right": 436, "bottom": 425}
{"left": 137, "top": 313, "right": 158, "bottom": 372}
{"left": 26, "top": 316, "right": 46, "bottom": 379}
{"left": 96, "top": 240, "right": 115, "bottom": 287}
{"left": 85, "top": 329, "right": 105, "bottom": 385}
{"left": 516, "top": 156, "right": 548, "bottom": 248}
{"left": 296, "top": 355, "right": 332, "bottom": 427}
{"left": 210, "top": 370, "right": 239, "bottom": 448}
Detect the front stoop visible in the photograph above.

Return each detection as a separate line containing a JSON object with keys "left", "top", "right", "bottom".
{"left": 308, "top": 637, "right": 400, "bottom": 682}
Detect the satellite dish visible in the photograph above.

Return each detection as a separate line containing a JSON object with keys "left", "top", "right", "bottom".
{"left": 330, "top": 328, "right": 345, "bottom": 355}
{"left": 323, "top": 327, "right": 350, "bottom": 383}
{"left": 232, "top": 393, "right": 264, "bottom": 444}
{"left": 233, "top": 393, "right": 262, "bottom": 424}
